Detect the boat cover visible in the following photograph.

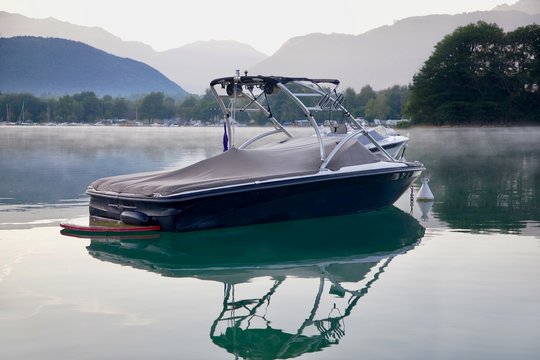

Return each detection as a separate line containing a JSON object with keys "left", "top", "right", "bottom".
{"left": 89, "top": 137, "right": 380, "bottom": 197}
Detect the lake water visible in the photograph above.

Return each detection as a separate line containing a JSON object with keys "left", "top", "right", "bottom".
{"left": 1, "top": 126, "right": 539, "bottom": 359}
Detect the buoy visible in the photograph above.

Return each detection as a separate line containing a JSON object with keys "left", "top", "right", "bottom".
{"left": 418, "top": 200, "right": 434, "bottom": 221}
{"left": 416, "top": 177, "right": 434, "bottom": 201}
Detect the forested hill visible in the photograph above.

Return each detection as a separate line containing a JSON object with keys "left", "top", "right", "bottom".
{"left": 0, "top": 36, "right": 188, "bottom": 97}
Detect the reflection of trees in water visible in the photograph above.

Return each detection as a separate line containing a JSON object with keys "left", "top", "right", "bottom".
{"left": 407, "top": 128, "right": 540, "bottom": 232}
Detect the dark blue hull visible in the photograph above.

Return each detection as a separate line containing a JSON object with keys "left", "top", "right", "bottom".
{"left": 88, "top": 166, "right": 423, "bottom": 232}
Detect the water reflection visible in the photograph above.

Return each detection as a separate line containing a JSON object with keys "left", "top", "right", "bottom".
{"left": 209, "top": 257, "right": 395, "bottom": 359}
{"left": 3, "top": 126, "right": 539, "bottom": 234}
{"left": 406, "top": 127, "right": 540, "bottom": 233}
{"left": 62, "top": 207, "right": 424, "bottom": 359}
{"left": 0, "top": 127, "right": 225, "bottom": 205}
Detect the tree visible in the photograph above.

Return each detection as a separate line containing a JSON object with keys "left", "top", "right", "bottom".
{"left": 102, "top": 95, "right": 114, "bottom": 119}
{"left": 503, "top": 24, "right": 540, "bottom": 121}
{"left": 194, "top": 89, "right": 218, "bottom": 121}
{"left": 0, "top": 93, "right": 46, "bottom": 122}
{"left": 356, "top": 85, "right": 377, "bottom": 118}
{"left": 72, "top": 91, "right": 101, "bottom": 122}
{"left": 56, "top": 95, "right": 75, "bottom": 121}
{"left": 178, "top": 95, "right": 199, "bottom": 120}
{"left": 140, "top": 92, "right": 166, "bottom": 121}
{"left": 112, "top": 97, "right": 129, "bottom": 119}
{"left": 385, "top": 85, "right": 410, "bottom": 119}
{"left": 365, "top": 92, "right": 390, "bottom": 120}
{"left": 343, "top": 88, "right": 360, "bottom": 116}
{"left": 406, "top": 22, "right": 540, "bottom": 124}
{"left": 163, "top": 96, "right": 176, "bottom": 119}
{"left": 360, "top": 85, "right": 409, "bottom": 120}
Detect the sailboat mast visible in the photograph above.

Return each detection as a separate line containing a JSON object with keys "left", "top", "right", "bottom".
{"left": 18, "top": 101, "right": 25, "bottom": 124}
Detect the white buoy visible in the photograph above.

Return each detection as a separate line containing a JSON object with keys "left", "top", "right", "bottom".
{"left": 416, "top": 177, "right": 434, "bottom": 201}
{"left": 418, "top": 200, "right": 434, "bottom": 221}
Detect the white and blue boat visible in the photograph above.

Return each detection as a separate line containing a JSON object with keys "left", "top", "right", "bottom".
{"left": 86, "top": 74, "right": 424, "bottom": 231}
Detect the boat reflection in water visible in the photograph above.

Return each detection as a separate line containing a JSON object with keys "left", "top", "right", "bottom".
{"left": 63, "top": 206, "right": 424, "bottom": 359}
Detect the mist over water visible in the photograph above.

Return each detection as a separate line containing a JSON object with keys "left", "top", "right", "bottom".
{"left": 0, "top": 127, "right": 224, "bottom": 204}
{"left": 404, "top": 127, "right": 540, "bottom": 233}
{"left": 1, "top": 125, "right": 539, "bottom": 359}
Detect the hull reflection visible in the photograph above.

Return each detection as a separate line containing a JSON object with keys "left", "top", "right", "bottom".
{"left": 64, "top": 206, "right": 424, "bottom": 358}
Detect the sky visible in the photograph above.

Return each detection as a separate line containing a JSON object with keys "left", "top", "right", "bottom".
{"left": 1, "top": 0, "right": 517, "bottom": 55}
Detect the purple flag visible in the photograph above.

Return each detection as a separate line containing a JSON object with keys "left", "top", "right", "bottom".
{"left": 223, "top": 122, "right": 229, "bottom": 152}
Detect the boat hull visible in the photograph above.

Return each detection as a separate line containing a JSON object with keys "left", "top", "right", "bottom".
{"left": 88, "top": 166, "right": 423, "bottom": 232}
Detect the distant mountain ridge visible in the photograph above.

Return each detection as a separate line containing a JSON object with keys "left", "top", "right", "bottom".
{"left": 0, "top": 36, "right": 188, "bottom": 97}
{"left": 154, "top": 40, "right": 268, "bottom": 94}
{"left": 250, "top": 9, "right": 540, "bottom": 90}
{"left": 493, "top": 0, "right": 540, "bottom": 14}
{"left": 0, "top": 11, "right": 268, "bottom": 94}
{"left": 1, "top": 1, "right": 539, "bottom": 93}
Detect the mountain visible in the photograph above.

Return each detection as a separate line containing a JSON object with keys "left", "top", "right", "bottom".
{"left": 154, "top": 40, "right": 268, "bottom": 93}
{"left": 249, "top": 9, "right": 540, "bottom": 90}
{"left": 0, "top": 36, "right": 188, "bottom": 97}
{"left": 2, "top": 4, "right": 539, "bottom": 93}
{"left": 493, "top": 0, "right": 540, "bottom": 14}
{"left": 0, "top": 11, "right": 268, "bottom": 94}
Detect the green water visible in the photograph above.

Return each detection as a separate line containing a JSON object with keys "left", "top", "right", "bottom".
{"left": 0, "top": 126, "right": 539, "bottom": 359}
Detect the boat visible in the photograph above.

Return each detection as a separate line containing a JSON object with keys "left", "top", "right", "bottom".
{"left": 327, "top": 123, "right": 409, "bottom": 159}
{"left": 85, "top": 74, "right": 425, "bottom": 232}
{"left": 358, "top": 126, "right": 409, "bottom": 159}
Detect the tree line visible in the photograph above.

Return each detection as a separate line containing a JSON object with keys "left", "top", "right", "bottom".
{"left": 0, "top": 91, "right": 179, "bottom": 123}
{"left": 406, "top": 22, "right": 540, "bottom": 125}
{"left": 0, "top": 86, "right": 410, "bottom": 124}
{"left": 6, "top": 22, "right": 534, "bottom": 126}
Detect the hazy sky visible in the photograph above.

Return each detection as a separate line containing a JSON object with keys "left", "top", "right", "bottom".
{"left": 2, "top": 0, "right": 517, "bottom": 54}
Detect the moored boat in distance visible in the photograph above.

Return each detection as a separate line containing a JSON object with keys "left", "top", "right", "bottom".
{"left": 84, "top": 73, "right": 425, "bottom": 232}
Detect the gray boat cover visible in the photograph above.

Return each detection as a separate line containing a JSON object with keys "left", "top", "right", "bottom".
{"left": 90, "top": 136, "right": 380, "bottom": 197}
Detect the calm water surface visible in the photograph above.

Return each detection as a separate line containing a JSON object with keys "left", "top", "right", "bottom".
{"left": 1, "top": 126, "right": 539, "bottom": 359}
